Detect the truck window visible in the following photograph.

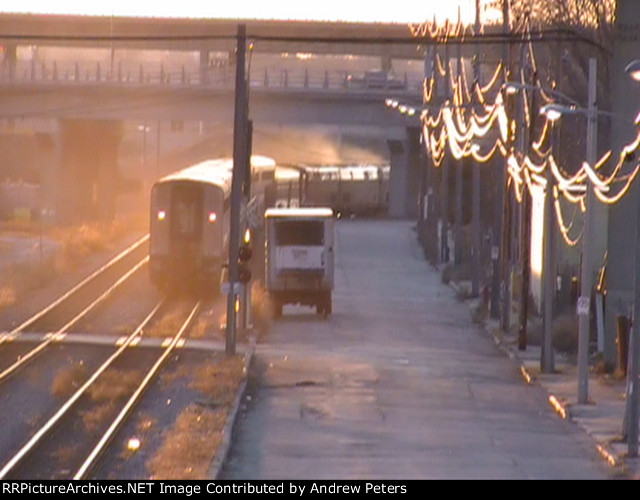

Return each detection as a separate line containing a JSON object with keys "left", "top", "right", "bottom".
{"left": 275, "top": 220, "right": 324, "bottom": 246}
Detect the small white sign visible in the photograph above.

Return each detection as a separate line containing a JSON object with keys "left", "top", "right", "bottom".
{"left": 221, "top": 282, "right": 243, "bottom": 295}
{"left": 577, "top": 296, "right": 590, "bottom": 316}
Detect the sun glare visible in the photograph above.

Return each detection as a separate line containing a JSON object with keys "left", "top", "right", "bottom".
{"left": 0, "top": 1, "right": 477, "bottom": 24}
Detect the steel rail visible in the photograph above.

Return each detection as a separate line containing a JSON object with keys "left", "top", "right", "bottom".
{"left": 0, "top": 298, "right": 164, "bottom": 479}
{"left": 0, "top": 233, "right": 149, "bottom": 343}
{"left": 0, "top": 256, "right": 149, "bottom": 383}
{"left": 74, "top": 300, "right": 201, "bottom": 479}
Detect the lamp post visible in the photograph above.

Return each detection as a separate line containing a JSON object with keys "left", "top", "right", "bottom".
{"left": 625, "top": 58, "right": 640, "bottom": 457}
{"left": 503, "top": 77, "right": 585, "bottom": 372}
{"left": 539, "top": 58, "right": 597, "bottom": 402}
{"left": 502, "top": 79, "right": 543, "bottom": 356}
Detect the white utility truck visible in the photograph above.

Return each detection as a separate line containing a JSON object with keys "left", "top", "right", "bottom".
{"left": 264, "top": 207, "right": 334, "bottom": 317}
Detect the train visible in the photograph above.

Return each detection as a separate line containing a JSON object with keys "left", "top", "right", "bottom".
{"left": 148, "top": 158, "right": 389, "bottom": 294}
{"left": 275, "top": 164, "right": 390, "bottom": 217}
{"left": 148, "top": 155, "right": 276, "bottom": 293}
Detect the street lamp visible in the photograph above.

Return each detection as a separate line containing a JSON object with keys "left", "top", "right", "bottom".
{"left": 503, "top": 81, "right": 580, "bottom": 107}
{"left": 624, "top": 58, "right": 640, "bottom": 457}
{"left": 502, "top": 78, "right": 574, "bottom": 371}
{"left": 625, "top": 59, "right": 640, "bottom": 82}
{"left": 539, "top": 58, "right": 597, "bottom": 405}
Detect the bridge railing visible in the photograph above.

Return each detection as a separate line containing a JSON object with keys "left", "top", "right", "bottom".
{"left": 0, "top": 59, "right": 424, "bottom": 94}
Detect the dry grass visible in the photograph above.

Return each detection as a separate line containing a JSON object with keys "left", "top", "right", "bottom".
{"left": 79, "top": 368, "right": 143, "bottom": 433}
{"left": 147, "top": 355, "right": 246, "bottom": 479}
{"left": 51, "top": 443, "right": 80, "bottom": 465}
{"left": 189, "top": 315, "right": 212, "bottom": 339}
{"left": 0, "top": 216, "right": 146, "bottom": 302}
{"left": 52, "top": 219, "right": 143, "bottom": 272}
{"left": 0, "top": 286, "right": 16, "bottom": 310}
{"left": 188, "top": 355, "right": 246, "bottom": 404}
{"left": 145, "top": 306, "right": 194, "bottom": 338}
{"left": 146, "top": 404, "right": 227, "bottom": 480}
{"left": 51, "top": 363, "right": 87, "bottom": 398}
{"left": 82, "top": 402, "right": 117, "bottom": 433}
{"left": 120, "top": 412, "right": 157, "bottom": 460}
{"left": 250, "top": 281, "right": 273, "bottom": 340}
{"left": 86, "top": 368, "right": 143, "bottom": 402}
{"left": 552, "top": 313, "right": 578, "bottom": 354}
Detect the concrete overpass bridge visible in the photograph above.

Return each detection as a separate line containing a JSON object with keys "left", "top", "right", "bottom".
{"left": 0, "top": 13, "right": 431, "bottom": 222}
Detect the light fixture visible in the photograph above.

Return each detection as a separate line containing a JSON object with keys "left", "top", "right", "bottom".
{"left": 625, "top": 59, "right": 640, "bottom": 82}
{"left": 540, "top": 104, "right": 568, "bottom": 122}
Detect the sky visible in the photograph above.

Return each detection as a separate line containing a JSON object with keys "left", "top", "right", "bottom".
{"left": 0, "top": 1, "right": 477, "bottom": 24}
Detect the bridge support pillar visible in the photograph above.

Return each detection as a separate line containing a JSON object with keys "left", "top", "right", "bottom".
{"left": 200, "top": 49, "right": 209, "bottom": 84}
{"left": 57, "top": 119, "right": 123, "bottom": 223}
{"left": 1, "top": 43, "right": 17, "bottom": 79}
{"left": 387, "top": 127, "right": 420, "bottom": 219}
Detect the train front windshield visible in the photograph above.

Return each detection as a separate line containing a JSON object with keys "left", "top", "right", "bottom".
{"left": 171, "top": 183, "right": 203, "bottom": 240}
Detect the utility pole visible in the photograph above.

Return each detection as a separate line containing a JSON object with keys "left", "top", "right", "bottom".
{"left": 426, "top": 46, "right": 440, "bottom": 266}
{"left": 498, "top": 0, "right": 512, "bottom": 326}
{"left": 577, "top": 57, "right": 598, "bottom": 403}
{"left": 541, "top": 130, "right": 555, "bottom": 373}
{"left": 628, "top": 179, "right": 640, "bottom": 456}
{"left": 471, "top": 0, "right": 481, "bottom": 299}
{"left": 518, "top": 71, "right": 536, "bottom": 351}
{"left": 226, "top": 24, "right": 248, "bottom": 357}
{"left": 440, "top": 45, "right": 451, "bottom": 265}
{"left": 454, "top": 44, "right": 463, "bottom": 267}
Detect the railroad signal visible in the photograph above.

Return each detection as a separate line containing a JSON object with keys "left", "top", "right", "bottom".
{"left": 238, "top": 228, "right": 252, "bottom": 284}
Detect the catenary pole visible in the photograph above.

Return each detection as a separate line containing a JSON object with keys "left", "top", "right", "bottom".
{"left": 226, "top": 24, "right": 248, "bottom": 356}
{"left": 577, "top": 58, "right": 597, "bottom": 403}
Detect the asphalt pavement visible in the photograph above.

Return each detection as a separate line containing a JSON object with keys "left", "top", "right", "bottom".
{"left": 5, "top": 229, "right": 630, "bottom": 478}
{"left": 211, "top": 221, "right": 639, "bottom": 480}
{"left": 489, "top": 319, "right": 640, "bottom": 478}
{"left": 453, "top": 282, "right": 640, "bottom": 479}
{"left": 212, "top": 301, "right": 640, "bottom": 480}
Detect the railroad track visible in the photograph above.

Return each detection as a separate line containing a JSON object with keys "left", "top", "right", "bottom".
{"left": 0, "top": 297, "right": 204, "bottom": 479}
{"left": 0, "top": 235, "right": 149, "bottom": 382}
{"left": 0, "top": 234, "right": 245, "bottom": 479}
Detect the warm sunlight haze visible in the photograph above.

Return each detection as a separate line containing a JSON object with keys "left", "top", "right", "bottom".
{"left": 0, "top": 1, "right": 477, "bottom": 24}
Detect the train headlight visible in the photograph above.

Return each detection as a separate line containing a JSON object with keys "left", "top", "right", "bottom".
{"left": 208, "top": 212, "right": 217, "bottom": 223}
{"left": 157, "top": 210, "right": 166, "bottom": 221}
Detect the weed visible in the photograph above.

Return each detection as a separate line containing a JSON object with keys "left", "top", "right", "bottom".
{"left": 250, "top": 281, "right": 273, "bottom": 339}
{"left": 51, "top": 363, "right": 87, "bottom": 398}
{"left": 146, "top": 404, "right": 227, "bottom": 479}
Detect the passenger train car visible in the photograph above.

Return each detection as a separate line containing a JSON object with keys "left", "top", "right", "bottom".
{"left": 275, "top": 164, "right": 390, "bottom": 216}
{"left": 148, "top": 155, "right": 276, "bottom": 292}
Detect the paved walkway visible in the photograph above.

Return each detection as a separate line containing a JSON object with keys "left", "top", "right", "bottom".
{"left": 477, "top": 305, "right": 640, "bottom": 479}
{"left": 215, "top": 221, "right": 625, "bottom": 479}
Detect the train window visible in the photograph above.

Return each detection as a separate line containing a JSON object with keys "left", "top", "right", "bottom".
{"left": 170, "top": 184, "right": 203, "bottom": 239}
{"left": 275, "top": 220, "right": 324, "bottom": 246}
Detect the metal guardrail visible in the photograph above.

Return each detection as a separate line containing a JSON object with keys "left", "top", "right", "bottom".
{"left": 0, "top": 60, "right": 424, "bottom": 93}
